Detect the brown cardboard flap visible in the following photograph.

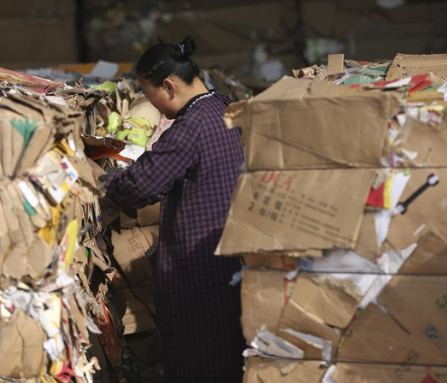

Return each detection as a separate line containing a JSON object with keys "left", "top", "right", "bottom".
{"left": 338, "top": 302, "right": 446, "bottom": 365}
{"left": 216, "top": 169, "right": 375, "bottom": 255}
{"left": 238, "top": 76, "right": 401, "bottom": 170}
{"left": 289, "top": 274, "right": 360, "bottom": 328}
{"left": 240, "top": 269, "right": 293, "bottom": 343}
{"left": 278, "top": 297, "right": 340, "bottom": 359}
{"left": 378, "top": 275, "right": 447, "bottom": 361}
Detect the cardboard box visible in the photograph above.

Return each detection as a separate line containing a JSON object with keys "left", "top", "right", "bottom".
{"left": 225, "top": 76, "right": 401, "bottom": 170}
{"left": 243, "top": 357, "right": 327, "bottom": 383}
{"left": 215, "top": 169, "right": 375, "bottom": 256}
{"left": 329, "top": 363, "right": 447, "bottom": 383}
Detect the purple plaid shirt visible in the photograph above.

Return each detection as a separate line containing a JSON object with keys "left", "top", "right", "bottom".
{"left": 105, "top": 90, "right": 246, "bottom": 383}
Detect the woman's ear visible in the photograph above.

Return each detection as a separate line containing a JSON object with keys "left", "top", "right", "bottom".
{"left": 163, "top": 78, "right": 176, "bottom": 99}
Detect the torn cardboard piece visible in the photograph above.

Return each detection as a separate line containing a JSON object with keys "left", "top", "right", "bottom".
{"left": 224, "top": 76, "right": 401, "bottom": 170}
{"left": 338, "top": 299, "right": 447, "bottom": 365}
{"left": 276, "top": 272, "right": 377, "bottom": 361}
{"left": 278, "top": 298, "right": 340, "bottom": 360}
{"left": 216, "top": 169, "right": 375, "bottom": 256}
{"left": 378, "top": 275, "right": 447, "bottom": 360}
{"left": 386, "top": 53, "right": 447, "bottom": 81}
{"left": 327, "top": 54, "right": 345, "bottom": 76}
{"left": 240, "top": 269, "right": 294, "bottom": 343}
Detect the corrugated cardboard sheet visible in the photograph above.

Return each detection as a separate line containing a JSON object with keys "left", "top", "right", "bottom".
{"left": 216, "top": 169, "right": 375, "bottom": 255}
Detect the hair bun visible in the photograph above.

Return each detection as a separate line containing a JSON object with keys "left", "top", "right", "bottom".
{"left": 179, "top": 36, "right": 196, "bottom": 57}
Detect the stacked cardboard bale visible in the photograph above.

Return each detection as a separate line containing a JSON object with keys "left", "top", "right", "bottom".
{"left": 215, "top": 53, "right": 447, "bottom": 382}
{"left": 0, "top": 69, "right": 120, "bottom": 382}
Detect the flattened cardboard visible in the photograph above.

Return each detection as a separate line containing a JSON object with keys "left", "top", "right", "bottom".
{"left": 338, "top": 302, "right": 446, "bottom": 365}
{"left": 386, "top": 168, "right": 447, "bottom": 251}
{"left": 378, "top": 275, "right": 447, "bottom": 361}
{"left": 225, "top": 76, "right": 401, "bottom": 170}
{"left": 278, "top": 296, "right": 340, "bottom": 359}
{"left": 399, "top": 229, "right": 447, "bottom": 275}
{"left": 288, "top": 274, "right": 360, "bottom": 328}
{"left": 331, "top": 363, "right": 447, "bottom": 383}
{"left": 243, "top": 357, "right": 326, "bottom": 383}
{"left": 240, "top": 269, "right": 293, "bottom": 343}
{"left": 386, "top": 53, "right": 447, "bottom": 81}
{"left": 216, "top": 169, "right": 375, "bottom": 255}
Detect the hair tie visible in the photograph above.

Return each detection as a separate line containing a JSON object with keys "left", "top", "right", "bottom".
{"left": 177, "top": 43, "right": 185, "bottom": 56}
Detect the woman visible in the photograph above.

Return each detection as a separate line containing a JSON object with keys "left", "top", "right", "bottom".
{"left": 104, "top": 36, "right": 246, "bottom": 382}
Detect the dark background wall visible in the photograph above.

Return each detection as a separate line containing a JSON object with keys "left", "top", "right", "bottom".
{"left": 1, "top": 0, "right": 446, "bottom": 82}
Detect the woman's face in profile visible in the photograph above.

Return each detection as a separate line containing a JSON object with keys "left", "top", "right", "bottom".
{"left": 138, "top": 76, "right": 177, "bottom": 119}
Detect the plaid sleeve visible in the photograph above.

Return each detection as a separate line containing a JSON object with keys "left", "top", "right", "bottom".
{"left": 105, "top": 118, "right": 200, "bottom": 209}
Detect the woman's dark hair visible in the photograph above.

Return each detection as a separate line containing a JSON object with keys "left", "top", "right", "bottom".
{"left": 136, "top": 36, "right": 200, "bottom": 87}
